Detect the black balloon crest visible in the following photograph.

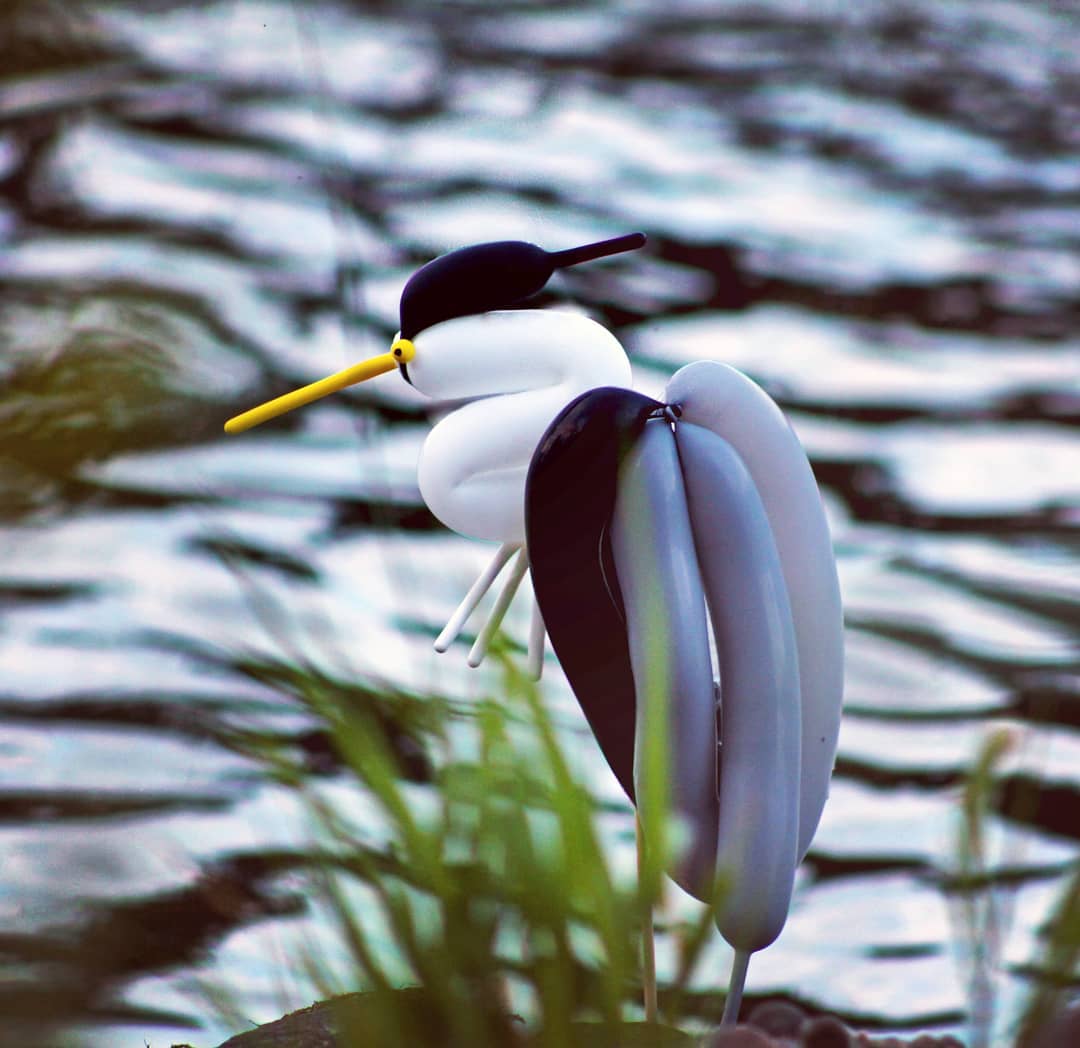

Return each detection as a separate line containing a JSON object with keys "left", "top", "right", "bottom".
{"left": 398, "top": 232, "right": 646, "bottom": 339}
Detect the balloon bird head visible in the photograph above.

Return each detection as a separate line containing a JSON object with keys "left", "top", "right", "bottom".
{"left": 224, "top": 232, "right": 646, "bottom": 433}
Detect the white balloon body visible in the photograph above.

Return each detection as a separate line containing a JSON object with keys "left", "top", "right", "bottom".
{"left": 408, "top": 310, "right": 632, "bottom": 545}
{"left": 665, "top": 361, "right": 844, "bottom": 859}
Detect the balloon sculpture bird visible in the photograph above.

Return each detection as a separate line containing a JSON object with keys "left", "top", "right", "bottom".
{"left": 225, "top": 233, "right": 844, "bottom": 1026}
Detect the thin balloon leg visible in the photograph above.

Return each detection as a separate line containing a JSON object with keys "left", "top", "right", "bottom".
{"left": 468, "top": 547, "right": 529, "bottom": 667}
{"left": 637, "top": 813, "right": 658, "bottom": 1023}
{"left": 435, "top": 542, "right": 518, "bottom": 652}
{"left": 720, "top": 949, "right": 751, "bottom": 1026}
{"left": 527, "top": 591, "right": 545, "bottom": 681}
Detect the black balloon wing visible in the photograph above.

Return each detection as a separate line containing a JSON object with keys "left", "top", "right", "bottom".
{"left": 524, "top": 386, "right": 661, "bottom": 802}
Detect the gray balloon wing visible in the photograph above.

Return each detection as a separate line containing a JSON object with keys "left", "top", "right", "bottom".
{"left": 676, "top": 422, "right": 802, "bottom": 952}
{"left": 609, "top": 418, "right": 720, "bottom": 900}
{"left": 529, "top": 398, "right": 803, "bottom": 952}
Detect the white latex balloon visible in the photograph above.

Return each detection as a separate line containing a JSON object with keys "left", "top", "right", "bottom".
{"left": 413, "top": 310, "right": 631, "bottom": 544}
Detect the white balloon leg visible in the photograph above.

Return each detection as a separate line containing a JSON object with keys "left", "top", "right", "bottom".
{"left": 527, "top": 595, "right": 546, "bottom": 681}
{"left": 468, "top": 546, "right": 530, "bottom": 667}
{"left": 720, "top": 949, "right": 751, "bottom": 1027}
{"left": 434, "top": 542, "right": 519, "bottom": 653}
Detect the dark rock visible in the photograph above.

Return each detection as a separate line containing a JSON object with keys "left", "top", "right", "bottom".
{"left": 748, "top": 999, "right": 805, "bottom": 1037}
{"left": 705, "top": 1025, "right": 775, "bottom": 1047}
{"left": 211, "top": 993, "right": 697, "bottom": 1047}
{"left": 802, "top": 1015, "right": 851, "bottom": 1048}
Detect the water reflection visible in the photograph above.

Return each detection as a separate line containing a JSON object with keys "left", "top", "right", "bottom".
{"left": 0, "top": 0, "right": 1077, "bottom": 1045}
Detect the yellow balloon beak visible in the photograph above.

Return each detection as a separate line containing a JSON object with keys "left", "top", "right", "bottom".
{"left": 224, "top": 339, "right": 415, "bottom": 434}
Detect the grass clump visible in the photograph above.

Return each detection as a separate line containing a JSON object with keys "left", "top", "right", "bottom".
{"left": 239, "top": 641, "right": 719, "bottom": 1048}
{"left": 950, "top": 727, "right": 1080, "bottom": 1048}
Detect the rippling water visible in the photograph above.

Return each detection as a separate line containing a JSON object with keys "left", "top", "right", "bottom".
{"left": 1, "top": 2, "right": 1077, "bottom": 1045}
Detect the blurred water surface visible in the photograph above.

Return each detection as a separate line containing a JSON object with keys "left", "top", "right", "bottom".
{"left": 1, "top": 1, "right": 1077, "bottom": 1045}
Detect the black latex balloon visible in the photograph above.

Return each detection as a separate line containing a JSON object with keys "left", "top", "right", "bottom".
{"left": 524, "top": 385, "right": 662, "bottom": 802}
{"left": 398, "top": 233, "right": 646, "bottom": 338}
